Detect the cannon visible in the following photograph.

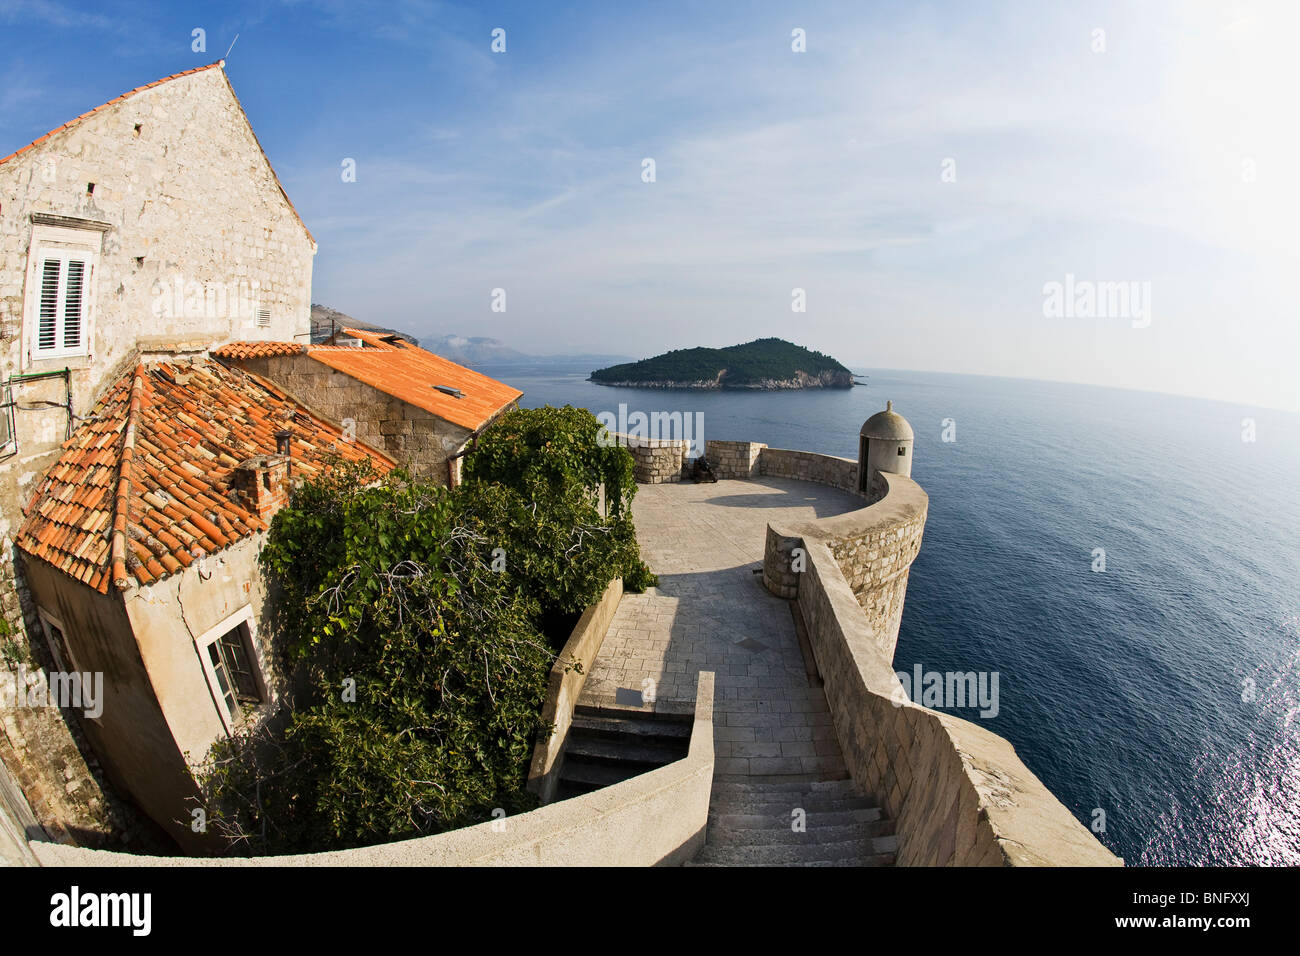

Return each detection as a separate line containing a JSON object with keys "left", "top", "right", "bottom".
{"left": 692, "top": 456, "right": 718, "bottom": 483}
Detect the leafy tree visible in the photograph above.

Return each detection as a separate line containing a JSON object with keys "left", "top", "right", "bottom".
{"left": 463, "top": 404, "right": 656, "bottom": 595}
{"left": 464, "top": 404, "right": 638, "bottom": 517}
{"left": 200, "top": 467, "right": 552, "bottom": 853}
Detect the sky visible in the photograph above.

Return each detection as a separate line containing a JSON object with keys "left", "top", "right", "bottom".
{"left": 2, "top": 0, "right": 1298, "bottom": 412}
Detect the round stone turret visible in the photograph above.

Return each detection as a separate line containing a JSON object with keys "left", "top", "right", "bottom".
{"left": 857, "top": 400, "right": 913, "bottom": 499}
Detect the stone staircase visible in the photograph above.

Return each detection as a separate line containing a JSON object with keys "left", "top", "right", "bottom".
{"left": 555, "top": 705, "right": 692, "bottom": 800}
{"left": 687, "top": 776, "right": 898, "bottom": 866}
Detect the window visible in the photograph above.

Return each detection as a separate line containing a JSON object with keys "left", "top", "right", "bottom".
{"left": 37, "top": 608, "right": 81, "bottom": 675}
{"left": 24, "top": 220, "right": 104, "bottom": 365}
{"left": 206, "top": 622, "right": 261, "bottom": 717}
{"left": 898, "top": 446, "right": 907, "bottom": 456}
{"left": 35, "top": 252, "right": 91, "bottom": 356}
{"left": 256, "top": 308, "right": 271, "bottom": 328}
{"left": 0, "top": 383, "right": 13, "bottom": 453}
{"left": 194, "top": 608, "right": 266, "bottom": 731}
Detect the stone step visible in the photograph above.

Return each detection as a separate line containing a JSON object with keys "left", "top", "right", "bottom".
{"left": 690, "top": 836, "right": 898, "bottom": 866}
{"left": 556, "top": 758, "right": 645, "bottom": 789}
{"left": 573, "top": 704, "right": 694, "bottom": 728}
{"left": 563, "top": 732, "right": 685, "bottom": 767}
{"left": 708, "top": 794, "right": 878, "bottom": 816}
{"left": 569, "top": 712, "right": 692, "bottom": 744}
{"left": 708, "top": 806, "right": 883, "bottom": 830}
{"left": 706, "top": 819, "right": 893, "bottom": 847}
{"left": 711, "top": 777, "right": 861, "bottom": 797}
{"left": 684, "top": 854, "right": 896, "bottom": 868}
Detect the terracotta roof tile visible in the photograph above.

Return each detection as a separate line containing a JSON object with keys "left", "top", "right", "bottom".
{"left": 210, "top": 341, "right": 305, "bottom": 360}
{"left": 16, "top": 356, "right": 394, "bottom": 594}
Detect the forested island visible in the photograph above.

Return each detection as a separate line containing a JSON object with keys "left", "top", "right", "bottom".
{"left": 589, "top": 338, "right": 854, "bottom": 390}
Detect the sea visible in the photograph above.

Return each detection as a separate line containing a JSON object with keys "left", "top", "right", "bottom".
{"left": 476, "top": 362, "right": 1300, "bottom": 866}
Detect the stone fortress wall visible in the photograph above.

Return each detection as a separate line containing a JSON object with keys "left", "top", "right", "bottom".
{"left": 709, "top": 439, "right": 1120, "bottom": 866}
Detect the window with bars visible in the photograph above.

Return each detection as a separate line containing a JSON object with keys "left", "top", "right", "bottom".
{"left": 34, "top": 252, "right": 91, "bottom": 356}
{"left": 206, "top": 623, "right": 262, "bottom": 718}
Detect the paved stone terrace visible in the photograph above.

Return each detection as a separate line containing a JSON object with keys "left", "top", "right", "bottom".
{"left": 578, "top": 476, "right": 865, "bottom": 778}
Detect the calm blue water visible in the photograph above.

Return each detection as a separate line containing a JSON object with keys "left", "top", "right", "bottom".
{"left": 480, "top": 363, "right": 1300, "bottom": 866}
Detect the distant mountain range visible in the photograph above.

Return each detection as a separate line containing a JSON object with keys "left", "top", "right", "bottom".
{"left": 309, "top": 304, "right": 632, "bottom": 367}
{"left": 591, "top": 338, "right": 855, "bottom": 390}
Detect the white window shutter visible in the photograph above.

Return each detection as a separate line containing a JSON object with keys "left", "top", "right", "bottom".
{"left": 63, "top": 258, "right": 85, "bottom": 349}
{"left": 33, "top": 252, "right": 90, "bottom": 356}
{"left": 38, "top": 258, "right": 61, "bottom": 351}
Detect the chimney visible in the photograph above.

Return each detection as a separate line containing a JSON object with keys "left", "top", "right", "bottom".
{"left": 230, "top": 455, "right": 291, "bottom": 522}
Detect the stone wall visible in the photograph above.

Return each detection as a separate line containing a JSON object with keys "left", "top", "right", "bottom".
{"left": 528, "top": 577, "right": 623, "bottom": 803}
{"left": 704, "top": 442, "right": 861, "bottom": 491}
{"left": 227, "top": 353, "right": 473, "bottom": 484}
{"left": 764, "top": 465, "right": 1120, "bottom": 866}
{"left": 704, "top": 440, "right": 764, "bottom": 479}
{"left": 760, "top": 447, "right": 860, "bottom": 493}
{"left": 0, "top": 542, "right": 147, "bottom": 849}
{"left": 613, "top": 434, "right": 689, "bottom": 484}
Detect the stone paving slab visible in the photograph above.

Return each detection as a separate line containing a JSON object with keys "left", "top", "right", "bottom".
{"left": 579, "top": 477, "right": 865, "bottom": 779}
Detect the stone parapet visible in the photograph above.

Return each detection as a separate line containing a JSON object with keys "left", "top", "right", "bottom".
{"left": 611, "top": 433, "right": 689, "bottom": 484}
{"left": 759, "top": 447, "right": 860, "bottom": 493}
{"left": 797, "top": 531, "right": 1119, "bottom": 866}
{"left": 759, "top": 465, "right": 1121, "bottom": 866}
{"left": 33, "top": 673, "right": 717, "bottom": 867}
{"left": 704, "top": 440, "right": 765, "bottom": 479}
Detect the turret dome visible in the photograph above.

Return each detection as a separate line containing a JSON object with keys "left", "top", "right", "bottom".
{"left": 860, "top": 400, "right": 914, "bottom": 441}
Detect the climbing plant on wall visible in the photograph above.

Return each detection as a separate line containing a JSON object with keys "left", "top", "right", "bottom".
{"left": 199, "top": 408, "right": 657, "bottom": 854}
{"left": 463, "top": 404, "right": 656, "bottom": 593}
{"left": 465, "top": 404, "right": 638, "bottom": 517}
{"left": 201, "top": 462, "right": 552, "bottom": 853}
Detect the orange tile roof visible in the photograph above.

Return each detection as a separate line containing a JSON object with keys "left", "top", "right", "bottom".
{"left": 211, "top": 341, "right": 304, "bottom": 360}
{"left": 216, "top": 330, "right": 523, "bottom": 433}
{"left": 15, "top": 356, "right": 394, "bottom": 594}
{"left": 0, "top": 60, "right": 314, "bottom": 245}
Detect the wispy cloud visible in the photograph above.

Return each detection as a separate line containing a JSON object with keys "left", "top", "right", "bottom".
{"left": 5, "top": 0, "right": 1295, "bottom": 410}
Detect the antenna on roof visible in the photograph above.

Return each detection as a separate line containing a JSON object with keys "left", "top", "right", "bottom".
{"left": 225, "top": 33, "right": 240, "bottom": 60}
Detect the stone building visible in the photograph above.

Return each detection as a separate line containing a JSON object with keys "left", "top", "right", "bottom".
{"left": 0, "top": 60, "right": 317, "bottom": 845}
{"left": 213, "top": 327, "right": 523, "bottom": 485}
{"left": 13, "top": 355, "right": 393, "bottom": 850}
